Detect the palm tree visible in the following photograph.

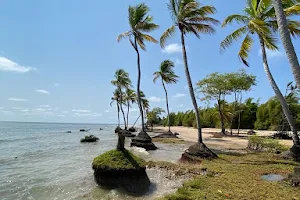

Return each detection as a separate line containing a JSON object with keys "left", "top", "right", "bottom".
{"left": 110, "top": 89, "right": 121, "bottom": 128}
{"left": 153, "top": 60, "right": 179, "bottom": 133}
{"left": 111, "top": 69, "right": 132, "bottom": 130}
{"left": 117, "top": 3, "right": 159, "bottom": 134}
{"left": 160, "top": 0, "right": 219, "bottom": 158}
{"left": 124, "top": 88, "right": 137, "bottom": 127}
{"left": 273, "top": 0, "right": 300, "bottom": 90}
{"left": 221, "top": 0, "right": 300, "bottom": 149}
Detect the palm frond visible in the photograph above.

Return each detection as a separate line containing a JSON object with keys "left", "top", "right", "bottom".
{"left": 222, "top": 14, "right": 249, "bottom": 27}
{"left": 238, "top": 34, "right": 254, "bottom": 67}
{"left": 220, "top": 26, "right": 248, "bottom": 52}
{"left": 117, "top": 31, "right": 131, "bottom": 42}
{"left": 153, "top": 72, "right": 160, "bottom": 83}
{"left": 284, "top": 4, "right": 300, "bottom": 16}
{"left": 141, "top": 33, "right": 158, "bottom": 43}
{"left": 262, "top": 34, "right": 278, "bottom": 50}
{"left": 160, "top": 25, "right": 176, "bottom": 48}
{"left": 190, "top": 23, "right": 216, "bottom": 34}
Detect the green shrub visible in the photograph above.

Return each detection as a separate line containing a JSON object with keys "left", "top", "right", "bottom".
{"left": 247, "top": 136, "right": 288, "bottom": 152}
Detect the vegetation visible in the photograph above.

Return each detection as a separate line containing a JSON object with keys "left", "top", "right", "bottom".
{"left": 153, "top": 60, "right": 179, "bottom": 133}
{"left": 248, "top": 135, "right": 288, "bottom": 152}
{"left": 161, "top": 152, "right": 300, "bottom": 200}
{"left": 92, "top": 149, "right": 146, "bottom": 170}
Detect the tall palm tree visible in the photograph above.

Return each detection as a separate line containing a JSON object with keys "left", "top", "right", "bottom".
{"left": 111, "top": 69, "right": 132, "bottom": 130}
{"left": 272, "top": 0, "right": 300, "bottom": 89}
{"left": 221, "top": 0, "right": 300, "bottom": 148}
{"left": 110, "top": 89, "right": 121, "bottom": 127}
{"left": 117, "top": 3, "right": 159, "bottom": 134}
{"left": 160, "top": 0, "right": 219, "bottom": 158}
{"left": 124, "top": 88, "right": 137, "bottom": 127}
{"left": 153, "top": 60, "right": 179, "bottom": 133}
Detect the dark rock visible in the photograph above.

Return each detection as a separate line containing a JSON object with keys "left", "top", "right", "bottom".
{"left": 131, "top": 130, "right": 157, "bottom": 151}
{"left": 174, "top": 132, "right": 180, "bottom": 136}
{"left": 128, "top": 127, "right": 136, "bottom": 132}
{"left": 180, "top": 143, "right": 218, "bottom": 162}
{"left": 100, "top": 128, "right": 103, "bottom": 130}
{"left": 275, "top": 150, "right": 281, "bottom": 154}
{"left": 153, "top": 131, "right": 178, "bottom": 139}
{"left": 121, "top": 130, "right": 136, "bottom": 137}
{"left": 65, "top": 131, "right": 72, "bottom": 133}
{"left": 80, "top": 135, "right": 99, "bottom": 143}
{"left": 247, "top": 130, "right": 256, "bottom": 135}
{"left": 273, "top": 132, "right": 292, "bottom": 139}
{"left": 80, "top": 129, "right": 91, "bottom": 132}
{"left": 115, "top": 126, "right": 122, "bottom": 133}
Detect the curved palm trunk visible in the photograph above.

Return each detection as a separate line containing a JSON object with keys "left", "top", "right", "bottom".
{"left": 119, "top": 89, "right": 127, "bottom": 130}
{"left": 126, "top": 101, "right": 130, "bottom": 128}
{"left": 117, "top": 103, "right": 120, "bottom": 127}
{"left": 162, "top": 79, "right": 171, "bottom": 132}
{"left": 259, "top": 36, "right": 300, "bottom": 145}
{"left": 134, "top": 37, "right": 146, "bottom": 132}
{"left": 180, "top": 31, "right": 203, "bottom": 144}
{"left": 273, "top": 0, "right": 300, "bottom": 90}
{"left": 133, "top": 115, "right": 140, "bottom": 127}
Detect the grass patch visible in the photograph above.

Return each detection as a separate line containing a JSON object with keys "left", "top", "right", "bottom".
{"left": 92, "top": 149, "right": 146, "bottom": 170}
{"left": 248, "top": 135, "right": 288, "bottom": 152}
{"left": 152, "top": 138, "right": 185, "bottom": 144}
{"left": 160, "top": 152, "right": 300, "bottom": 200}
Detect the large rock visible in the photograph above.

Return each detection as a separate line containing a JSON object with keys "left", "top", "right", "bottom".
{"left": 115, "top": 126, "right": 122, "bottom": 133}
{"left": 80, "top": 135, "right": 99, "bottom": 143}
{"left": 121, "top": 130, "right": 136, "bottom": 138}
{"left": 131, "top": 130, "right": 157, "bottom": 151}
{"left": 92, "top": 150, "right": 150, "bottom": 194}
{"left": 153, "top": 131, "right": 178, "bottom": 139}
{"left": 128, "top": 127, "right": 136, "bottom": 132}
{"left": 181, "top": 143, "right": 217, "bottom": 162}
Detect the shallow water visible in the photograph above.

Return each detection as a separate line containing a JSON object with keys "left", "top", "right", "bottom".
{"left": 0, "top": 122, "right": 188, "bottom": 200}
{"left": 261, "top": 174, "right": 285, "bottom": 182}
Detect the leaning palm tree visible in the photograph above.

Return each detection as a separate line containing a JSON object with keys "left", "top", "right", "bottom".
{"left": 110, "top": 89, "right": 121, "bottom": 128}
{"left": 221, "top": 0, "right": 300, "bottom": 159}
{"left": 124, "top": 88, "right": 137, "bottom": 127}
{"left": 153, "top": 60, "right": 179, "bottom": 133}
{"left": 272, "top": 0, "right": 300, "bottom": 89}
{"left": 111, "top": 69, "right": 132, "bottom": 130}
{"left": 160, "top": 0, "right": 219, "bottom": 159}
{"left": 117, "top": 3, "right": 159, "bottom": 150}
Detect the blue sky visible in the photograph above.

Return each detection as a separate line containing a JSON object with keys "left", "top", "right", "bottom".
{"left": 0, "top": 0, "right": 299, "bottom": 123}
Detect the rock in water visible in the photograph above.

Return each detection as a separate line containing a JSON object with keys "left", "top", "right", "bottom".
{"left": 128, "top": 127, "right": 136, "bottom": 132}
{"left": 131, "top": 130, "right": 157, "bottom": 151}
{"left": 80, "top": 135, "right": 99, "bottom": 143}
{"left": 181, "top": 143, "right": 217, "bottom": 162}
{"left": 65, "top": 131, "right": 72, "bottom": 133}
{"left": 115, "top": 126, "right": 122, "bottom": 133}
{"left": 153, "top": 131, "right": 178, "bottom": 139}
{"left": 92, "top": 150, "right": 150, "bottom": 194}
{"left": 121, "top": 130, "right": 136, "bottom": 137}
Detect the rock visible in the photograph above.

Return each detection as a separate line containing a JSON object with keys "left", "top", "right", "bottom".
{"left": 273, "top": 132, "right": 292, "bottom": 139}
{"left": 100, "top": 128, "right": 103, "bottom": 130}
{"left": 80, "top": 135, "right": 99, "bottom": 143}
{"left": 92, "top": 150, "right": 150, "bottom": 194}
{"left": 128, "top": 127, "right": 136, "bottom": 132}
{"left": 80, "top": 129, "right": 91, "bottom": 132}
{"left": 131, "top": 130, "right": 157, "bottom": 151}
{"left": 121, "top": 130, "right": 136, "bottom": 137}
{"left": 247, "top": 130, "right": 256, "bottom": 135}
{"left": 115, "top": 126, "right": 122, "bottom": 133}
{"left": 65, "top": 131, "right": 72, "bottom": 133}
{"left": 153, "top": 131, "right": 178, "bottom": 139}
{"left": 174, "top": 132, "right": 180, "bottom": 136}
{"left": 211, "top": 132, "right": 224, "bottom": 138}
{"left": 180, "top": 143, "right": 218, "bottom": 162}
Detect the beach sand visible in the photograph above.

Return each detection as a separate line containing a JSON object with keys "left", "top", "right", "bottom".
{"left": 153, "top": 126, "right": 293, "bottom": 149}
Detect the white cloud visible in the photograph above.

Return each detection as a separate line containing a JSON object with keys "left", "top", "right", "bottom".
{"left": 54, "top": 83, "right": 60, "bottom": 87}
{"left": 149, "top": 96, "right": 164, "bottom": 102}
{"left": 0, "top": 56, "right": 36, "bottom": 73}
{"left": 105, "top": 110, "right": 110, "bottom": 113}
{"left": 162, "top": 43, "right": 182, "bottom": 54}
{"left": 39, "top": 105, "right": 50, "bottom": 108}
{"left": 36, "top": 89, "right": 50, "bottom": 94}
{"left": 258, "top": 49, "right": 284, "bottom": 58}
{"left": 72, "top": 112, "right": 102, "bottom": 117}
{"left": 72, "top": 109, "right": 91, "bottom": 113}
{"left": 173, "top": 93, "right": 186, "bottom": 98}
{"left": 35, "top": 108, "right": 46, "bottom": 112}
{"left": 22, "top": 109, "right": 30, "bottom": 112}
{"left": 8, "top": 98, "right": 28, "bottom": 102}
{"left": 62, "top": 111, "right": 69, "bottom": 114}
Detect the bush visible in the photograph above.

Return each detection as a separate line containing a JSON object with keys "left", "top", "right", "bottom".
{"left": 247, "top": 136, "right": 287, "bottom": 152}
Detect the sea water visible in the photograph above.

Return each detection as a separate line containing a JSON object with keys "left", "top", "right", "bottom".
{"left": 0, "top": 122, "right": 187, "bottom": 200}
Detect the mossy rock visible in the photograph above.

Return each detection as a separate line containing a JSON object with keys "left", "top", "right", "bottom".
{"left": 80, "top": 135, "right": 99, "bottom": 143}
{"left": 92, "top": 149, "right": 150, "bottom": 194}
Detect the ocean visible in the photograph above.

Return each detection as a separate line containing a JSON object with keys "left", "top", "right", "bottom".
{"left": 0, "top": 121, "right": 187, "bottom": 200}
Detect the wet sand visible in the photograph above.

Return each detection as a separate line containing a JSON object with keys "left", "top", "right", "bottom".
{"left": 154, "top": 126, "right": 293, "bottom": 149}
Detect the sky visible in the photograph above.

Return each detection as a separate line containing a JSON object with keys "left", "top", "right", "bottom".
{"left": 0, "top": 0, "right": 299, "bottom": 124}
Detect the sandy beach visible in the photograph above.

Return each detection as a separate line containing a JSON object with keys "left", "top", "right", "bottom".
{"left": 154, "top": 126, "right": 294, "bottom": 149}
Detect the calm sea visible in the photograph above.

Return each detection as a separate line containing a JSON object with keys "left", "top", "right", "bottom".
{"left": 0, "top": 121, "right": 187, "bottom": 200}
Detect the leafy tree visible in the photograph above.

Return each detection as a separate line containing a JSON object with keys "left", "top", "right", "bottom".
{"left": 118, "top": 3, "right": 159, "bottom": 137}
{"left": 153, "top": 60, "right": 179, "bottom": 133}
{"left": 160, "top": 0, "right": 219, "bottom": 158}
{"left": 221, "top": 0, "right": 300, "bottom": 146}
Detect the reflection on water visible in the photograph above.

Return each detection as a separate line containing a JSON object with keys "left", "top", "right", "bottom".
{"left": 0, "top": 122, "right": 189, "bottom": 200}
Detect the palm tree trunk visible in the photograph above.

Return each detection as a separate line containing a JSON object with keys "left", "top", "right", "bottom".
{"left": 162, "top": 79, "right": 171, "bottom": 132}
{"left": 259, "top": 36, "right": 300, "bottom": 145}
{"left": 117, "top": 103, "right": 120, "bottom": 127}
{"left": 119, "top": 89, "right": 127, "bottom": 130}
{"left": 134, "top": 37, "right": 146, "bottom": 132}
{"left": 217, "top": 98, "right": 226, "bottom": 134}
{"left": 273, "top": 0, "right": 300, "bottom": 90}
{"left": 133, "top": 115, "right": 140, "bottom": 127}
{"left": 180, "top": 31, "right": 203, "bottom": 144}
{"left": 127, "top": 101, "right": 130, "bottom": 128}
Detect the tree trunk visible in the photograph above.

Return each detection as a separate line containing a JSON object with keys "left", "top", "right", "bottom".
{"left": 217, "top": 98, "right": 226, "bottom": 134}
{"left": 259, "top": 36, "right": 300, "bottom": 145}
{"left": 127, "top": 101, "right": 130, "bottom": 128}
{"left": 133, "top": 115, "right": 140, "bottom": 127}
{"left": 117, "top": 132, "right": 125, "bottom": 151}
{"left": 230, "top": 92, "right": 238, "bottom": 135}
{"left": 162, "top": 79, "right": 171, "bottom": 132}
{"left": 237, "top": 95, "right": 242, "bottom": 135}
{"left": 119, "top": 89, "right": 127, "bottom": 130}
{"left": 134, "top": 37, "right": 146, "bottom": 132}
{"left": 273, "top": 0, "right": 300, "bottom": 90}
{"left": 117, "top": 103, "right": 120, "bottom": 127}
{"left": 180, "top": 30, "right": 203, "bottom": 144}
